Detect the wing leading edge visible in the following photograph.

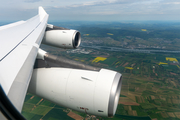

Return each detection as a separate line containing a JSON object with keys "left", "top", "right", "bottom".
{"left": 0, "top": 7, "right": 49, "bottom": 119}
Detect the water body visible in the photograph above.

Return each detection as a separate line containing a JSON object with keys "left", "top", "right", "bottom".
{"left": 82, "top": 45, "right": 180, "bottom": 54}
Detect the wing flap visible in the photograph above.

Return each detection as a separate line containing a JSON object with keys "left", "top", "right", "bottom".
{"left": 7, "top": 47, "right": 37, "bottom": 112}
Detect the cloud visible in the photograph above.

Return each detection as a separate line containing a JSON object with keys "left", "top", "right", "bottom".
{"left": 164, "top": 2, "right": 180, "bottom": 4}
{"left": 58, "top": 0, "right": 135, "bottom": 8}
{"left": 24, "top": 0, "right": 42, "bottom": 3}
{"left": 1, "top": 0, "right": 180, "bottom": 21}
{"left": 45, "top": 0, "right": 178, "bottom": 19}
{"left": 53, "top": 0, "right": 164, "bottom": 13}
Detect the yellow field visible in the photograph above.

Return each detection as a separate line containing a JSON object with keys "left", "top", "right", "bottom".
{"left": 107, "top": 33, "right": 114, "bottom": 35}
{"left": 92, "top": 57, "right": 107, "bottom": 63}
{"left": 166, "top": 57, "right": 178, "bottom": 62}
{"left": 141, "top": 29, "right": 147, "bottom": 31}
{"left": 125, "top": 67, "right": 134, "bottom": 69}
{"left": 158, "top": 62, "right": 168, "bottom": 65}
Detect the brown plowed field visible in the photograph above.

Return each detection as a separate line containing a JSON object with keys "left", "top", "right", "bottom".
{"left": 67, "top": 111, "right": 83, "bottom": 120}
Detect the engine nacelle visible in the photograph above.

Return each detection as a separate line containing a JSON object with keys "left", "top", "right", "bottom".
{"left": 28, "top": 68, "right": 122, "bottom": 117}
{"left": 42, "top": 25, "right": 81, "bottom": 49}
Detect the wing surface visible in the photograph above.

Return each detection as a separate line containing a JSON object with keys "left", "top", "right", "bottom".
{"left": 0, "top": 6, "right": 49, "bottom": 115}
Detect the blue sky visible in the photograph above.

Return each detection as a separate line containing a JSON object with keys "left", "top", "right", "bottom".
{"left": 1, "top": 0, "right": 180, "bottom": 22}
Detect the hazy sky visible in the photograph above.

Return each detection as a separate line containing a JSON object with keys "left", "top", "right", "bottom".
{"left": 1, "top": 0, "right": 180, "bottom": 22}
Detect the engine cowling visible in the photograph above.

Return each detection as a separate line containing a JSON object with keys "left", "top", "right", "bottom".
{"left": 42, "top": 24, "right": 81, "bottom": 49}
{"left": 28, "top": 68, "right": 122, "bottom": 117}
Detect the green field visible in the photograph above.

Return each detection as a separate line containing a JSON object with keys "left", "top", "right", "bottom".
{"left": 22, "top": 22, "right": 180, "bottom": 120}
{"left": 22, "top": 47, "right": 180, "bottom": 120}
{"left": 22, "top": 94, "right": 73, "bottom": 120}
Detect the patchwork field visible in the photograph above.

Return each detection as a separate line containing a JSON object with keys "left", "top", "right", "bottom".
{"left": 22, "top": 44, "right": 180, "bottom": 120}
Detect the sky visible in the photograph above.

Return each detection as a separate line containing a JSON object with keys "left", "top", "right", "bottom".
{"left": 0, "top": 0, "right": 180, "bottom": 22}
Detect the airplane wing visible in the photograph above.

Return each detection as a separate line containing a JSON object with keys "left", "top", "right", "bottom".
{"left": 0, "top": 6, "right": 122, "bottom": 119}
{"left": 0, "top": 7, "right": 49, "bottom": 119}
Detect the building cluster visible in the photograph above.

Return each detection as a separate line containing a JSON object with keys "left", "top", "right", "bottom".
{"left": 66, "top": 48, "right": 91, "bottom": 54}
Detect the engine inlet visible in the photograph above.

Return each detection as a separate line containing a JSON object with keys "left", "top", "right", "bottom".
{"left": 73, "top": 31, "right": 81, "bottom": 48}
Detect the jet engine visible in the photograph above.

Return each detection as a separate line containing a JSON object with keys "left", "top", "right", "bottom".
{"left": 42, "top": 24, "right": 81, "bottom": 49}
{"left": 28, "top": 68, "right": 122, "bottom": 117}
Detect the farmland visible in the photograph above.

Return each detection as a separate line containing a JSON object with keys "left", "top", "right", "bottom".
{"left": 22, "top": 21, "right": 180, "bottom": 120}
{"left": 22, "top": 44, "right": 180, "bottom": 120}
{"left": 62, "top": 46, "right": 180, "bottom": 119}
